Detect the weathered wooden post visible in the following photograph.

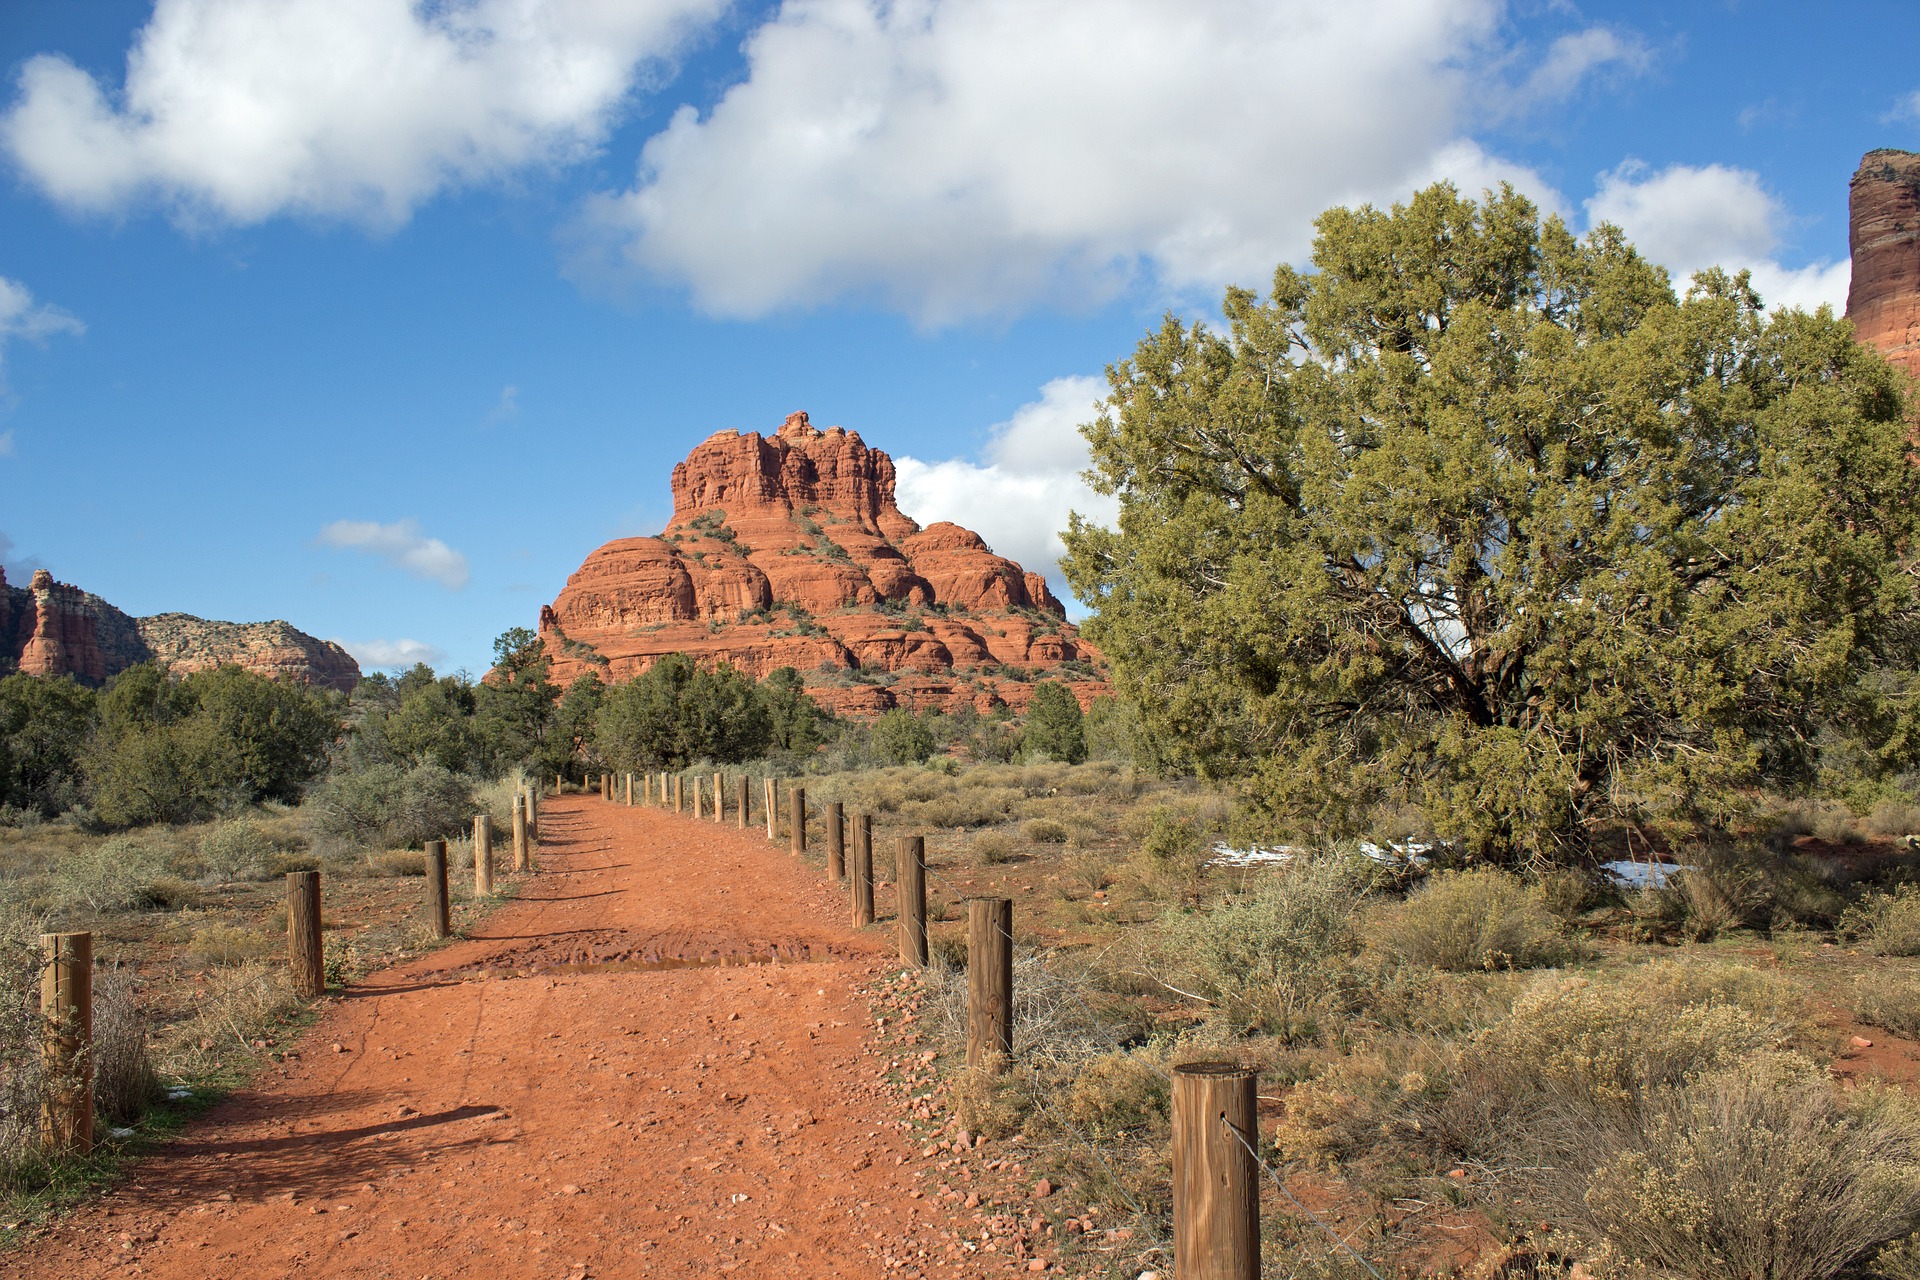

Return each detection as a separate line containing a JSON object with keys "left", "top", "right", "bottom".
{"left": 525, "top": 784, "right": 539, "bottom": 843}
{"left": 474, "top": 814, "right": 494, "bottom": 896}
{"left": 288, "top": 871, "right": 324, "bottom": 998}
{"left": 1173, "top": 1063, "right": 1261, "bottom": 1280}
{"left": 512, "top": 794, "right": 530, "bottom": 872}
{"left": 825, "top": 801, "right": 846, "bottom": 881}
{"left": 673, "top": 775, "right": 684, "bottom": 814}
{"left": 764, "top": 778, "right": 777, "bottom": 840}
{"left": 966, "top": 897, "right": 1012, "bottom": 1070}
{"left": 424, "top": 840, "right": 451, "bottom": 938}
{"left": 603, "top": 773, "right": 613, "bottom": 801}
{"left": 851, "top": 813, "right": 875, "bottom": 927}
{"left": 736, "top": 775, "right": 750, "bottom": 828}
{"left": 898, "top": 835, "right": 928, "bottom": 966}
{"left": 789, "top": 786, "right": 806, "bottom": 857}
{"left": 39, "top": 930, "right": 92, "bottom": 1153}
{"left": 713, "top": 772, "right": 724, "bottom": 824}
{"left": 625, "top": 773, "right": 634, "bottom": 806}
{"left": 694, "top": 776, "right": 704, "bottom": 820}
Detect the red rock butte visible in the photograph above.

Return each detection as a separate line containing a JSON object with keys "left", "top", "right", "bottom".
{"left": 0, "top": 565, "right": 359, "bottom": 692}
{"left": 538, "top": 412, "right": 1107, "bottom": 715}
{"left": 1850, "top": 149, "right": 1920, "bottom": 380}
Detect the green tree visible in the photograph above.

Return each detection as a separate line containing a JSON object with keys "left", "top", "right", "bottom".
{"left": 179, "top": 665, "right": 339, "bottom": 803}
{"left": 380, "top": 669, "right": 478, "bottom": 773}
{"left": 757, "top": 666, "right": 832, "bottom": 754}
{"left": 474, "top": 629, "right": 555, "bottom": 772}
{"left": 871, "top": 707, "right": 936, "bottom": 766}
{"left": 1064, "top": 182, "right": 1919, "bottom": 863}
{"left": 0, "top": 673, "right": 97, "bottom": 814}
{"left": 546, "top": 672, "right": 607, "bottom": 779}
{"left": 1022, "top": 681, "right": 1087, "bottom": 763}
{"left": 595, "top": 655, "right": 771, "bottom": 769}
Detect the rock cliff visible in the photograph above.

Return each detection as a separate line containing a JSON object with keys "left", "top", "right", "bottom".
{"left": 539, "top": 412, "right": 1104, "bottom": 715}
{"left": 1850, "top": 149, "right": 1920, "bottom": 379}
{"left": 0, "top": 566, "right": 359, "bottom": 692}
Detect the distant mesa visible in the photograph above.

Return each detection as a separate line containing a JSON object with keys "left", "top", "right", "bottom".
{"left": 538, "top": 411, "right": 1106, "bottom": 715}
{"left": 1850, "top": 148, "right": 1920, "bottom": 380}
{"left": 0, "top": 566, "right": 359, "bottom": 692}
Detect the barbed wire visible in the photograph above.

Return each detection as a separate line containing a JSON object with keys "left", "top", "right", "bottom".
{"left": 1223, "top": 1114, "right": 1387, "bottom": 1280}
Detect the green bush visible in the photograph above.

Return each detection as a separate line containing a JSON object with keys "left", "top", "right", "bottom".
{"left": 306, "top": 762, "right": 474, "bottom": 853}
{"left": 198, "top": 818, "right": 273, "bottom": 883}
{"left": 1024, "top": 818, "right": 1070, "bottom": 843}
{"left": 1022, "top": 681, "right": 1086, "bottom": 764}
{"left": 1367, "top": 867, "right": 1580, "bottom": 971}
{"left": 1843, "top": 886, "right": 1920, "bottom": 956}
{"left": 48, "top": 837, "right": 173, "bottom": 914}
{"left": 1855, "top": 973, "right": 1920, "bottom": 1039}
{"left": 871, "top": 708, "right": 936, "bottom": 766}
{"left": 1147, "top": 855, "right": 1372, "bottom": 1038}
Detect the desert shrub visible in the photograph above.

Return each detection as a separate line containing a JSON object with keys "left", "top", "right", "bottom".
{"left": 158, "top": 960, "right": 299, "bottom": 1075}
{"left": 1024, "top": 818, "right": 1070, "bottom": 844}
{"left": 1538, "top": 867, "right": 1599, "bottom": 919}
{"left": 1062, "top": 1049, "right": 1172, "bottom": 1137}
{"left": 907, "top": 785, "right": 1023, "bottom": 829}
{"left": 1123, "top": 803, "right": 1213, "bottom": 893}
{"left": 1065, "top": 847, "right": 1114, "bottom": 892}
{"left": 92, "top": 965, "right": 160, "bottom": 1125}
{"left": 1531, "top": 1067, "right": 1920, "bottom": 1280}
{"left": 870, "top": 709, "right": 936, "bottom": 766}
{"left": 305, "top": 761, "right": 474, "bottom": 853}
{"left": 365, "top": 849, "right": 427, "bottom": 877}
{"left": 198, "top": 818, "right": 273, "bottom": 883}
{"left": 971, "top": 831, "right": 1017, "bottom": 865}
{"left": 0, "top": 921, "right": 45, "bottom": 1179}
{"left": 187, "top": 923, "right": 276, "bottom": 967}
{"left": 48, "top": 836, "right": 173, "bottom": 914}
{"left": 1147, "top": 855, "right": 1372, "bottom": 1038}
{"left": 1855, "top": 973, "right": 1920, "bottom": 1039}
{"left": 1868, "top": 799, "right": 1920, "bottom": 839}
{"left": 1367, "top": 867, "right": 1580, "bottom": 972}
{"left": 1843, "top": 886, "right": 1920, "bottom": 956}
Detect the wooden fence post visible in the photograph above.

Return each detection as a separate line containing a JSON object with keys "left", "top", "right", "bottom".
{"left": 764, "top": 778, "right": 777, "bottom": 839}
{"left": 288, "top": 871, "right": 324, "bottom": 998}
{"left": 825, "top": 802, "right": 845, "bottom": 881}
{"left": 673, "top": 775, "right": 684, "bottom": 814}
{"left": 693, "top": 776, "right": 704, "bottom": 820}
{"left": 525, "top": 784, "right": 539, "bottom": 843}
{"left": 39, "top": 930, "right": 92, "bottom": 1154}
{"left": 512, "top": 794, "right": 529, "bottom": 872}
{"left": 736, "top": 775, "right": 750, "bottom": 828}
{"left": 424, "top": 840, "right": 450, "bottom": 938}
{"left": 789, "top": 786, "right": 806, "bottom": 856}
{"left": 474, "top": 814, "right": 494, "bottom": 896}
{"left": 626, "top": 773, "right": 634, "bottom": 806}
{"left": 851, "top": 813, "right": 875, "bottom": 927}
{"left": 713, "top": 772, "right": 724, "bottom": 824}
{"left": 966, "top": 897, "right": 1012, "bottom": 1070}
{"left": 898, "top": 835, "right": 927, "bottom": 966}
{"left": 1173, "top": 1063, "right": 1261, "bottom": 1280}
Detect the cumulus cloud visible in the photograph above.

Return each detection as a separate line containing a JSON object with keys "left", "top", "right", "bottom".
{"left": 1585, "top": 161, "right": 1849, "bottom": 312}
{"left": 0, "top": 276, "right": 84, "bottom": 370}
{"left": 1504, "top": 26, "right": 1651, "bottom": 116}
{"left": 317, "top": 518, "right": 470, "bottom": 589}
{"left": 0, "top": 0, "right": 729, "bottom": 227}
{"left": 895, "top": 376, "right": 1117, "bottom": 605}
{"left": 337, "top": 637, "right": 447, "bottom": 671}
{"left": 1884, "top": 90, "right": 1920, "bottom": 126}
{"left": 585, "top": 0, "right": 1614, "bottom": 322}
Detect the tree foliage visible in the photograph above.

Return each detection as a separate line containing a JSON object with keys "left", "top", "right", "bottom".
{"left": 870, "top": 707, "right": 936, "bottom": 766}
{"left": 1022, "top": 681, "right": 1087, "bottom": 763}
{"left": 1064, "top": 182, "right": 1919, "bottom": 862}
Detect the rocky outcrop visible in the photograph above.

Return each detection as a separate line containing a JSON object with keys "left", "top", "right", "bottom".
{"left": 1849, "top": 149, "right": 1920, "bottom": 379}
{"left": 539, "top": 412, "right": 1105, "bottom": 714}
{"left": 136, "top": 614, "right": 360, "bottom": 692}
{"left": 0, "top": 565, "right": 359, "bottom": 692}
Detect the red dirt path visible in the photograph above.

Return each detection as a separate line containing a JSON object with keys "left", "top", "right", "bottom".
{"left": 16, "top": 795, "right": 962, "bottom": 1279}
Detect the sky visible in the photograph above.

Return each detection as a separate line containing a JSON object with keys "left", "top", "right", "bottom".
{"left": 0, "top": 0, "right": 1914, "bottom": 678}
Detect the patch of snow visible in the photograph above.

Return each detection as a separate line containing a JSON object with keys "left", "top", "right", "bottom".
{"left": 1602, "top": 860, "right": 1691, "bottom": 889}
{"left": 1208, "top": 840, "right": 1434, "bottom": 869}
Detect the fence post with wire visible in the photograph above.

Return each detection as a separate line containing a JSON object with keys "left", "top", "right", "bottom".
{"left": 966, "top": 897, "right": 1013, "bottom": 1070}
{"left": 40, "top": 929, "right": 93, "bottom": 1154}
{"left": 825, "top": 801, "right": 845, "bottom": 881}
{"left": 1173, "top": 1062, "right": 1259, "bottom": 1279}
{"left": 789, "top": 786, "right": 806, "bottom": 856}
{"left": 897, "top": 835, "right": 928, "bottom": 966}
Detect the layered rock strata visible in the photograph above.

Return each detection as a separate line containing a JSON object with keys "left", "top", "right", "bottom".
{"left": 0, "top": 566, "right": 359, "bottom": 692}
{"left": 1850, "top": 149, "right": 1920, "bottom": 379}
{"left": 539, "top": 412, "right": 1105, "bottom": 715}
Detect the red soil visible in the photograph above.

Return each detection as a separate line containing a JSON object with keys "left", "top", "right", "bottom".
{"left": 14, "top": 796, "right": 969, "bottom": 1279}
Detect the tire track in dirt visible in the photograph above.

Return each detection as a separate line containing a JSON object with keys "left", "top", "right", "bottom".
{"left": 15, "top": 794, "right": 962, "bottom": 1279}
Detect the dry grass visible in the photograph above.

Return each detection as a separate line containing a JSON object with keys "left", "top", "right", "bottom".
{"left": 1366, "top": 867, "right": 1582, "bottom": 972}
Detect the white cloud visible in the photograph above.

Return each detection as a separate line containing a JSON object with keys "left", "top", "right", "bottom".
{"left": 484, "top": 383, "right": 520, "bottom": 426}
{"left": 1505, "top": 27, "right": 1651, "bottom": 116}
{"left": 0, "top": 531, "right": 45, "bottom": 582}
{"left": 1585, "top": 161, "right": 1849, "bottom": 312}
{"left": 337, "top": 637, "right": 447, "bottom": 671}
{"left": 1, "top": 0, "right": 729, "bottom": 227}
{"left": 895, "top": 375, "right": 1117, "bottom": 606}
{"left": 586, "top": 0, "right": 1616, "bottom": 322}
{"left": 1883, "top": 90, "right": 1920, "bottom": 126}
{"left": 0, "top": 431, "right": 12, "bottom": 458}
{"left": 317, "top": 518, "right": 470, "bottom": 589}
{"left": 0, "top": 276, "right": 84, "bottom": 369}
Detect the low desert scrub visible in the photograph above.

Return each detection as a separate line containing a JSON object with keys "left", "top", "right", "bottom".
{"left": 1145, "top": 855, "right": 1371, "bottom": 1038}
{"left": 1122, "top": 803, "right": 1215, "bottom": 896}
{"left": 1367, "top": 867, "right": 1581, "bottom": 971}
{"left": 47, "top": 836, "right": 175, "bottom": 915}
{"left": 187, "top": 923, "right": 277, "bottom": 967}
{"left": 1023, "top": 818, "right": 1070, "bottom": 844}
{"left": 1854, "top": 973, "right": 1920, "bottom": 1039}
{"left": 1866, "top": 798, "right": 1920, "bottom": 839}
{"left": 197, "top": 818, "right": 274, "bottom": 884}
{"left": 970, "top": 831, "right": 1017, "bottom": 866}
{"left": 1527, "top": 1066, "right": 1920, "bottom": 1280}
{"left": 158, "top": 960, "right": 300, "bottom": 1076}
{"left": 92, "top": 966, "right": 161, "bottom": 1124}
{"left": 304, "top": 761, "right": 475, "bottom": 854}
{"left": 1843, "top": 886, "right": 1920, "bottom": 955}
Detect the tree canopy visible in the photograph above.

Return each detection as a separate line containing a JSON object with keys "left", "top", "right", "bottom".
{"left": 1064, "top": 182, "right": 1919, "bottom": 863}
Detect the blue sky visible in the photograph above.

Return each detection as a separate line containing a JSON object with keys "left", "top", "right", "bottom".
{"left": 0, "top": 0, "right": 1914, "bottom": 677}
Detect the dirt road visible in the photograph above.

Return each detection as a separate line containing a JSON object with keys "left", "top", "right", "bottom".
{"left": 17, "top": 795, "right": 961, "bottom": 1279}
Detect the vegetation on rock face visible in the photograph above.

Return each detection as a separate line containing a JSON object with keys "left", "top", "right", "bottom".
{"left": 1064, "top": 181, "right": 1919, "bottom": 863}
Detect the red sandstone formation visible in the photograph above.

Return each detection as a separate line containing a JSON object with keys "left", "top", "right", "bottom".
{"left": 0, "top": 565, "right": 359, "bottom": 692}
{"left": 1850, "top": 149, "right": 1920, "bottom": 380}
{"left": 539, "top": 412, "right": 1104, "bottom": 715}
